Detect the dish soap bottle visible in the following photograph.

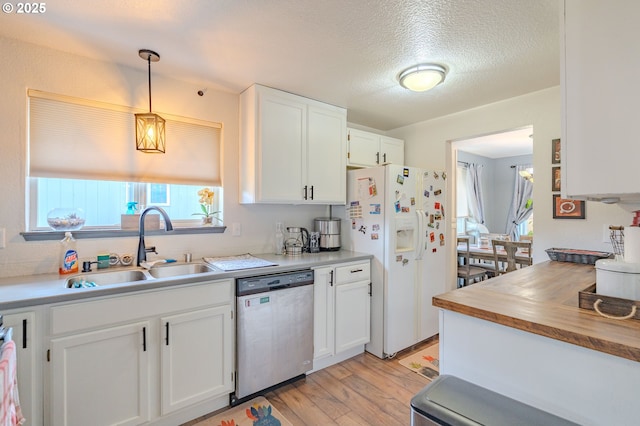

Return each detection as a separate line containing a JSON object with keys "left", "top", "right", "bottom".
{"left": 59, "top": 231, "right": 79, "bottom": 275}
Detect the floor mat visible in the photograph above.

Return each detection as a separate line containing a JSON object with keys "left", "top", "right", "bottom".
{"left": 398, "top": 343, "right": 440, "bottom": 381}
{"left": 192, "top": 397, "right": 292, "bottom": 426}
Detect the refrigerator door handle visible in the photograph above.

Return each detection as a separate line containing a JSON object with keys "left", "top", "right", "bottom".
{"left": 415, "top": 209, "right": 426, "bottom": 260}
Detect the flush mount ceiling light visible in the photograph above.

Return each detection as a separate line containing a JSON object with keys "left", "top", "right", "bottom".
{"left": 398, "top": 63, "right": 447, "bottom": 92}
{"left": 135, "top": 49, "right": 166, "bottom": 153}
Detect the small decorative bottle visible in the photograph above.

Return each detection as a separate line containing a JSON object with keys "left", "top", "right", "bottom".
{"left": 275, "top": 222, "right": 284, "bottom": 255}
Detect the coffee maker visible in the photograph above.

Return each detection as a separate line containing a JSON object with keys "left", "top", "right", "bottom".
{"left": 285, "top": 227, "right": 309, "bottom": 255}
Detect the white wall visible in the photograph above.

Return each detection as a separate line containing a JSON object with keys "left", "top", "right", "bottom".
{"left": 388, "top": 87, "right": 631, "bottom": 289}
{"left": 0, "top": 36, "right": 328, "bottom": 278}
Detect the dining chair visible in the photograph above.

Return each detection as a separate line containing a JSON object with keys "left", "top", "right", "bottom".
{"left": 457, "top": 237, "right": 488, "bottom": 287}
{"left": 473, "top": 240, "right": 500, "bottom": 278}
{"left": 492, "top": 240, "right": 532, "bottom": 275}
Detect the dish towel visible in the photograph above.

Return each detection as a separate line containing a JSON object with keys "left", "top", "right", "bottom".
{"left": 0, "top": 340, "right": 25, "bottom": 426}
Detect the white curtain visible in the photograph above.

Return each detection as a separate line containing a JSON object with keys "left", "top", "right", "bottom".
{"left": 465, "top": 163, "right": 485, "bottom": 225}
{"left": 506, "top": 164, "right": 534, "bottom": 240}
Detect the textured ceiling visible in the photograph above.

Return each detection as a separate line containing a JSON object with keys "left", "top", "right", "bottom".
{"left": 0, "top": 0, "right": 560, "bottom": 131}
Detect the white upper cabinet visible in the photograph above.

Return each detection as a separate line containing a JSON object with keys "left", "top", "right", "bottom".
{"left": 240, "top": 84, "right": 347, "bottom": 204}
{"left": 562, "top": 0, "right": 640, "bottom": 202}
{"left": 347, "top": 128, "right": 404, "bottom": 167}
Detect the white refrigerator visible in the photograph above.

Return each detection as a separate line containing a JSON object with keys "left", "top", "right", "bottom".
{"left": 343, "top": 164, "right": 447, "bottom": 358}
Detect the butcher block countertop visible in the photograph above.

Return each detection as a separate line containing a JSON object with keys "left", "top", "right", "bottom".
{"left": 433, "top": 260, "right": 640, "bottom": 363}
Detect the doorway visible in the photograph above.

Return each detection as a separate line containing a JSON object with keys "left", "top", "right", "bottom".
{"left": 451, "top": 126, "right": 534, "bottom": 243}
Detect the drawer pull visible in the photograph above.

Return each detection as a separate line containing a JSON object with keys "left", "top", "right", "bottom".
{"left": 142, "top": 327, "right": 147, "bottom": 351}
{"left": 350, "top": 269, "right": 363, "bottom": 273}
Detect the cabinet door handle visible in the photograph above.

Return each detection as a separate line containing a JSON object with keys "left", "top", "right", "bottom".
{"left": 310, "top": 185, "right": 314, "bottom": 200}
{"left": 383, "top": 153, "right": 387, "bottom": 163}
{"left": 350, "top": 269, "right": 363, "bottom": 273}
{"left": 22, "top": 318, "right": 27, "bottom": 349}
{"left": 165, "top": 322, "right": 170, "bottom": 346}
{"left": 303, "top": 185, "right": 308, "bottom": 200}
{"left": 329, "top": 270, "right": 334, "bottom": 287}
{"left": 369, "top": 282, "right": 372, "bottom": 296}
{"left": 142, "top": 327, "right": 147, "bottom": 352}
{"left": 376, "top": 152, "right": 380, "bottom": 164}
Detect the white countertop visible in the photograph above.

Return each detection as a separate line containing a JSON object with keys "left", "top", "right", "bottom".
{"left": 0, "top": 251, "right": 373, "bottom": 310}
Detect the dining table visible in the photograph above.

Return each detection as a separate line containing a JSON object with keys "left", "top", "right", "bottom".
{"left": 457, "top": 238, "right": 532, "bottom": 268}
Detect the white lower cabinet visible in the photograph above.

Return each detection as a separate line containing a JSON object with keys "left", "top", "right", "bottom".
{"left": 50, "top": 321, "right": 150, "bottom": 426}
{"left": 46, "top": 279, "right": 234, "bottom": 426}
{"left": 3, "top": 309, "right": 41, "bottom": 426}
{"left": 160, "top": 305, "right": 233, "bottom": 415}
{"left": 313, "top": 261, "right": 370, "bottom": 370}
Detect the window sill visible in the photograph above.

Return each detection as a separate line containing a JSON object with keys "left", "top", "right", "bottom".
{"left": 21, "top": 226, "right": 227, "bottom": 241}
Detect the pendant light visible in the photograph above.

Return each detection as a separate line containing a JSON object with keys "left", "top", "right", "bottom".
{"left": 398, "top": 63, "right": 447, "bottom": 92}
{"left": 135, "top": 49, "right": 166, "bottom": 153}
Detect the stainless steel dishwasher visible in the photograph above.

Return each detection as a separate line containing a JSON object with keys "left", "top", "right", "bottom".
{"left": 234, "top": 269, "right": 314, "bottom": 403}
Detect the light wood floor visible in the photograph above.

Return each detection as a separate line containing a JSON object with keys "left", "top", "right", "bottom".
{"left": 185, "top": 336, "right": 437, "bottom": 426}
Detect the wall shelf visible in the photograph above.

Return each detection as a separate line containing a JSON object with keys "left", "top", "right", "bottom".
{"left": 21, "top": 226, "right": 227, "bottom": 241}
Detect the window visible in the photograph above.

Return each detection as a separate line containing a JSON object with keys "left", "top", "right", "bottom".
{"left": 518, "top": 212, "right": 533, "bottom": 237}
{"left": 27, "top": 90, "right": 223, "bottom": 231}
{"left": 30, "top": 178, "right": 223, "bottom": 230}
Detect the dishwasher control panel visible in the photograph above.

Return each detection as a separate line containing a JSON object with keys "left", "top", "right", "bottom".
{"left": 236, "top": 270, "right": 314, "bottom": 296}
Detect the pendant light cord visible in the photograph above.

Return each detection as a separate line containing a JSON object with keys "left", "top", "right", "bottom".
{"left": 147, "top": 56, "right": 152, "bottom": 113}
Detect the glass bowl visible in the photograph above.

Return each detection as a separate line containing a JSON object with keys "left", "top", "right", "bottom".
{"left": 47, "top": 208, "right": 86, "bottom": 231}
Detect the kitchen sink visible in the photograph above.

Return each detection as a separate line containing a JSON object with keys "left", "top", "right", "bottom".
{"left": 66, "top": 269, "right": 148, "bottom": 288}
{"left": 147, "top": 263, "right": 214, "bottom": 279}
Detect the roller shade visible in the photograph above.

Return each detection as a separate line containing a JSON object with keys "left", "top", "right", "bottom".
{"left": 28, "top": 91, "right": 222, "bottom": 186}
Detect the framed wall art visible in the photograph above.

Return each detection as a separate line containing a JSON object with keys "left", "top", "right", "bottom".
{"left": 552, "top": 166, "right": 561, "bottom": 192}
{"left": 552, "top": 138, "right": 561, "bottom": 164}
{"left": 553, "top": 195, "right": 585, "bottom": 219}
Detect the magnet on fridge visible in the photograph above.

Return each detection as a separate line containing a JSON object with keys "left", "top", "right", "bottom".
{"left": 430, "top": 185, "right": 434, "bottom": 191}
{"left": 395, "top": 201, "right": 401, "bottom": 212}
{"left": 424, "top": 190, "right": 430, "bottom": 197}
{"left": 434, "top": 189, "right": 442, "bottom": 196}
{"left": 402, "top": 258, "right": 409, "bottom": 266}
{"left": 430, "top": 232, "right": 435, "bottom": 242}
{"left": 442, "top": 172, "right": 447, "bottom": 179}
{"left": 351, "top": 219, "right": 356, "bottom": 229}
{"left": 434, "top": 202, "right": 441, "bottom": 210}
{"left": 397, "top": 175, "right": 405, "bottom": 184}
{"left": 403, "top": 168, "right": 410, "bottom": 177}
{"left": 372, "top": 224, "right": 380, "bottom": 231}
{"left": 436, "top": 222, "right": 440, "bottom": 229}
{"left": 410, "top": 197, "right": 415, "bottom": 205}
{"left": 396, "top": 255, "right": 403, "bottom": 262}
{"left": 433, "top": 248, "right": 438, "bottom": 253}
{"left": 433, "top": 171, "right": 439, "bottom": 179}
{"left": 358, "top": 225, "right": 367, "bottom": 234}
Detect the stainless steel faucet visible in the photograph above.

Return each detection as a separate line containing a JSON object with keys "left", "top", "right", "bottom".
{"left": 137, "top": 206, "right": 174, "bottom": 266}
